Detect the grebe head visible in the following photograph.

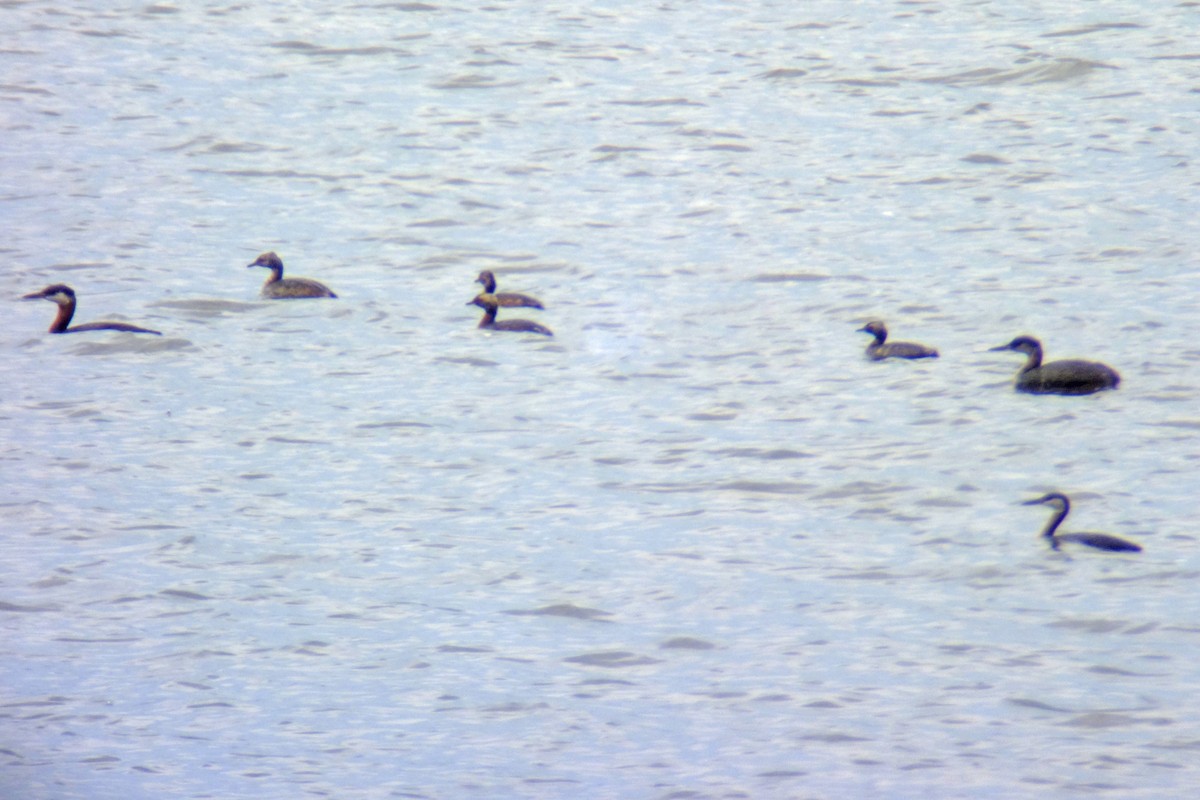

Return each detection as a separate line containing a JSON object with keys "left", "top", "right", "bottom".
{"left": 475, "top": 270, "right": 498, "bottom": 291}
{"left": 989, "top": 335, "right": 1042, "bottom": 356}
{"left": 23, "top": 284, "right": 76, "bottom": 306}
{"left": 1022, "top": 492, "right": 1069, "bottom": 513}
{"left": 468, "top": 294, "right": 498, "bottom": 311}
{"left": 247, "top": 251, "right": 284, "bottom": 272}
{"left": 856, "top": 320, "right": 887, "bottom": 340}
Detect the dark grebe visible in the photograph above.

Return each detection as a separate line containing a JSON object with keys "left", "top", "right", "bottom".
{"left": 856, "top": 320, "right": 938, "bottom": 360}
{"left": 475, "top": 270, "right": 543, "bottom": 309}
{"left": 23, "top": 284, "right": 162, "bottom": 335}
{"left": 247, "top": 252, "right": 337, "bottom": 299}
{"left": 989, "top": 335, "right": 1118, "bottom": 395}
{"left": 468, "top": 294, "right": 553, "bottom": 336}
{"left": 1022, "top": 492, "right": 1142, "bottom": 552}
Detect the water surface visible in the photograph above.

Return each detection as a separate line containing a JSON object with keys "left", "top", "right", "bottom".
{"left": 3, "top": 2, "right": 1199, "bottom": 798}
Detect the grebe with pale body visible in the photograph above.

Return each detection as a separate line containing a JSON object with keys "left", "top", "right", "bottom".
{"left": 1022, "top": 492, "right": 1142, "bottom": 552}
{"left": 856, "top": 320, "right": 938, "bottom": 360}
{"left": 468, "top": 294, "right": 553, "bottom": 336}
{"left": 474, "top": 270, "right": 544, "bottom": 309}
{"left": 23, "top": 284, "right": 161, "bottom": 335}
{"left": 989, "top": 335, "right": 1118, "bottom": 395}
{"left": 247, "top": 252, "right": 337, "bottom": 299}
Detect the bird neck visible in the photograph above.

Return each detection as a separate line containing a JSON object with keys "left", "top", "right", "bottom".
{"left": 1040, "top": 503, "right": 1068, "bottom": 539}
{"left": 49, "top": 298, "right": 77, "bottom": 333}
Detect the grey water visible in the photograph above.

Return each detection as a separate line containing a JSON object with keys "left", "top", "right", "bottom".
{"left": 3, "top": 2, "right": 1199, "bottom": 798}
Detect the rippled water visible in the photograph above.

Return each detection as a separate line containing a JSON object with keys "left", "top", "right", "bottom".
{"left": 3, "top": 2, "right": 1199, "bottom": 798}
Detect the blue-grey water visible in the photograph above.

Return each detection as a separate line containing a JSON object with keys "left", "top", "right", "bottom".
{"left": 3, "top": 2, "right": 1199, "bottom": 798}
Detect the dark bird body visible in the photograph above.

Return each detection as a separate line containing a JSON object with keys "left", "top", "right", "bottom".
{"left": 468, "top": 294, "right": 553, "bottom": 336}
{"left": 1023, "top": 492, "right": 1142, "bottom": 552}
{"left": 989, "top": 336, "right": 1118, "bottom": 395}
{"left": 857, "top": 320, "right": 938, "bottom": 360}
{"left": 23, "top": 284, "right": 161, "bottom": 335}
{"left": 248, "top": 252, "right": 337, "bottom": 299}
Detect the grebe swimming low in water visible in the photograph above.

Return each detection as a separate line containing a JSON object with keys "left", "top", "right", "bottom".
{"left": 23, "top": 284, "right": 162, "bottom": 335}
{"left": 1022, "top": 492, "right": 1142, "bottom": 552}
{"left": 247, "top": 252, "right": 337, "bottom": 299}
{"left": 989, "top": 335, "right": 1118, "bottom": 395}
{"left": 856, "top": 320, "right": 938, "bottom": 360}
{"left": 474, "top": 270, "right": 544, "bottom": 309}
{"left": 468, "top": 294, "right": 553, "bottom": 336}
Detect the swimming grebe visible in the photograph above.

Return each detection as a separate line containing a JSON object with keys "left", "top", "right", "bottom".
{"left": 247, "top": 252, "right": 337, "bottom": 299}
{"left": 1022, "top": 492, "right": 1142, "bottom": 552}
{"left": 474, "top": 270, "right": 544, "bottom": 309}
{"left": 989, "top": 335, "right": 1118, "bottom": 395}
{"left": 468, "top": 294, "right": 553, "bottom": 336}
{"left": 23, "top": 284, "right": 162, "bottom": 335}
{"left": 856, "top": 320, "right": 938, "bottom": 360}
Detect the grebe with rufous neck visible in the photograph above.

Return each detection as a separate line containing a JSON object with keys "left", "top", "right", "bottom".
{"left": 247, "top": 252, "right": 337, "bottom": 299}
{"left": 23, "top": 284, "right": 161, "bottom": 335}
{"left": 468, "top": 294, "right": 553, "bottom": 336}
{"left": 1022, "top": 492, "right": 1141, "bottom": 552}
{"left": 989, "top": 335, "right": 1118, "bottom": 395}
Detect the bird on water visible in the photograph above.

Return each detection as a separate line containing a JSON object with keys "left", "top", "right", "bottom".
{"left": 23, "top": 284, "right": 161, "bottom": 335}
{"left": 468, "top": 294, "right": 553, "bottom": 336}
{"left": 474, "top": 270, "right": 544, "bottom": 309}
{"left": 856, "top": 320, "right": 938, "bottom": 360}
{"left": 989, "top": 335, "right": 1118, "bottom": 395}
{"left": 247, "top": 252, "right": 337, "bottom": 299}
{"left": 1023, "top": 492, "right": 1142, "bottom": 553}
